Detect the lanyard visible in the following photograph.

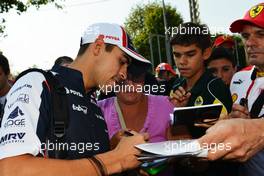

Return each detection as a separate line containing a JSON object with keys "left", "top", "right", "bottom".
{"left": 114, "top": 97, "right": 127, "bottom": 130}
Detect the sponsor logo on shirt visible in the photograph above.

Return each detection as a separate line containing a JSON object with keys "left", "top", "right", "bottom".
{"left": 95, "top": 114, "right": 104, "bottom": 121}
{"left": 65, "top": 87, "right": 83, "bottom": 97}
{"left": 7, "top": 94, "right": 29, "bottom": 109}
{"left": 72, "top": 104, "right": 87, "bottom": 114}
{"left": 0, "top": 132, "right": 26, "bottom": 145}
{"left": 4, "top": 118, "right": 25, "bottom": 128}
{"left": 10, "top": 84, "right": 32, "bottom": 96}
{"left": 4, "top": 106, "right": 25, "bottom": 128}
{"left": 90, "top": 98, "right": 97, "bottom": 105}
{"left": 7, "top": 106, "right": 24, "bottom": 119}
{"left": 233, "top": 79, "right": 243, "bottom": 84}
{"left": 232, "top": 93, "right": 238, "bottom": 103}
{"left": 194, "top": 96, "right": 204, "bottom": 106}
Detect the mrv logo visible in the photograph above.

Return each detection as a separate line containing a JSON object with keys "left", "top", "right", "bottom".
{"left": 0, "top": 132, "right": 26, "bottom": 145}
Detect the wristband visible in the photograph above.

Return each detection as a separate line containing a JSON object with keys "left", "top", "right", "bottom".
{"left": 88, "top": 158, "right": 100, "bottom": 176}
{"left": 90, "top": 156, "right": 107, "bottom": 176}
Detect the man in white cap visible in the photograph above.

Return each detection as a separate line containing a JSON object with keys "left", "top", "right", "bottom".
{"left": 199, "top": 3, "right": 264, "bottom": 176}
{"left": 0, "top": 23, "right": 150, "bottom": 175}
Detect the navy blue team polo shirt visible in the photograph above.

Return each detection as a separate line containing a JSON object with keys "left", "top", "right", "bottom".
{"left": 0, "top": 65, "right": 110, "bottom": 159}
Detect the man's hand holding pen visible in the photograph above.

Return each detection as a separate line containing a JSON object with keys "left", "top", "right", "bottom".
{"left": 110, "top": 129, "right": 149, "bottom": 149}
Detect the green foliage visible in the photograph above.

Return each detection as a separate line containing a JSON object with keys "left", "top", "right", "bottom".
{"left": 0, "top": 0, "right": 63, "bottom": 13}
{"left": 124, "top": 2, "right": 183, "bottom": 67}
{"left": 232, "top": 34, "right": 247, "bottom": 68}
{"left": 0, "top": 0, "right": 26, "bottom": 13}
{"left": 0, "top": 18, "right": 6, "bottom": 38}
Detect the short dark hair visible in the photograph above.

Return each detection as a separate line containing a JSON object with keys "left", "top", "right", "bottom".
{"left": 0, "top": 54, "right": 10, "bottom": 75}
{"left": 206, "top": 47, "right": 236, "bottom": 67}
{"left": 170, "top": 22, "right": 212, "bottom": 52}
{"left": 77, "top": 43, "right": 115, "bottom": 56}
{"left": 128, "top": 59, "right": 151, "bottom": 78}
{"left": 54, "top": 56, "right": 73, "bottom": 66}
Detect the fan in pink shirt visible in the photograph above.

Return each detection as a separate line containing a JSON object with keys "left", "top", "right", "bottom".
{"left": 98, "top": 60, "right": 174, "bottom": 143}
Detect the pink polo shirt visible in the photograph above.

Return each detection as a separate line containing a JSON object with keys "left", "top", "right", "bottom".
{"left": 98, "top": 95, "right": 174, "bottom": 142}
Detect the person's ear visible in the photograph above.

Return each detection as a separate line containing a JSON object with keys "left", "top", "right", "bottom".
{"left": 92, "top": 38, "right": 104, "bottom": 56}
{"left": 203, "top": 47, "right": 212, "bottom": 61}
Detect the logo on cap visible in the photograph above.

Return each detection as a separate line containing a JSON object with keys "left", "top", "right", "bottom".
{"left": 249, "top": 5, "right": 264, "bottom": 18}
{"left": 98, "top": 34, "right": 120, "bottom": 41}
{"left": 194, "top": 96, "right": 203, "bottom": 106}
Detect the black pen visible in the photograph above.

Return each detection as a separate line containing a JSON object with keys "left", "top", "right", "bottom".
{"left": 124, "top": 130, "right": 134, "bottom": 136}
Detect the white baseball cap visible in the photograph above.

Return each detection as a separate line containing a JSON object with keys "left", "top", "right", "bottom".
{"left": 81, "top": 23, "right": 151, "bottom": 64}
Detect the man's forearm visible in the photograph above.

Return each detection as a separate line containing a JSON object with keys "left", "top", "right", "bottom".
{"left": 250, "top": 119, "right": 264, "bottom": 151}
{"left": 199, "top": 118, "right": 264, "bottom": 161}
{"left": 96, "top": 150, "right": 123, "bottom": 175}
{"left": 0, "top": 152, "right": 122, "bottom": 176}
